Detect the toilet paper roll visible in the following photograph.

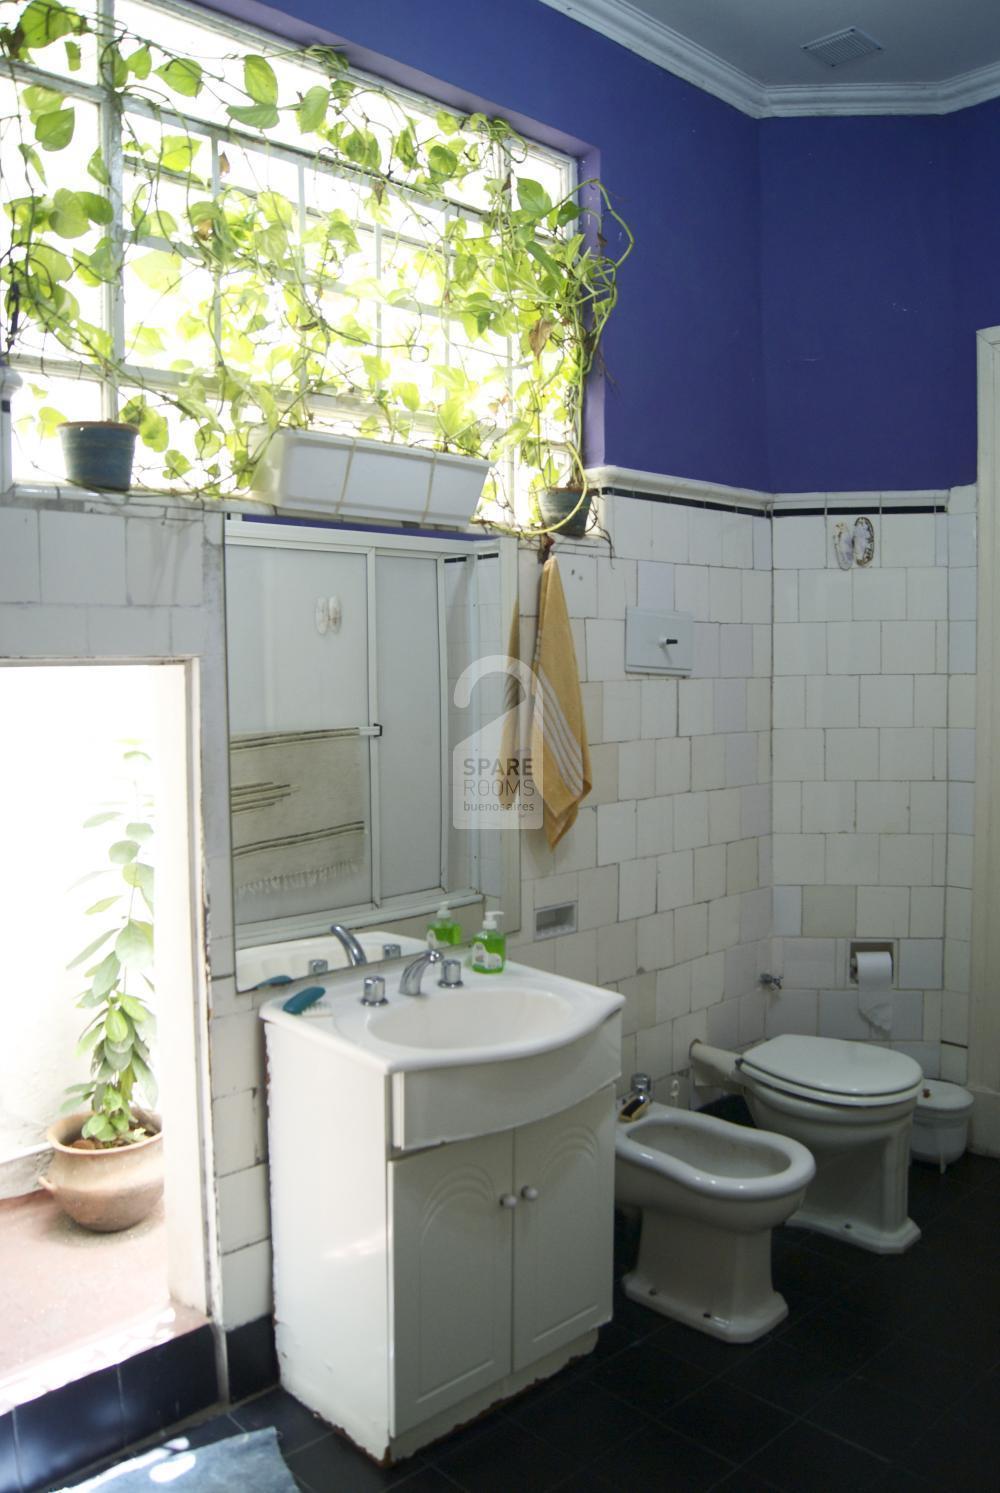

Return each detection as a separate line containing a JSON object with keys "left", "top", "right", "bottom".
{"left": 856, "top": 950, "right": 893, "bottom": 1034}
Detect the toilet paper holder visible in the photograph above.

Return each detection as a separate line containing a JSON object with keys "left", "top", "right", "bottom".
{"left": 849, "top": 940, "right": 896, "bottom": 984}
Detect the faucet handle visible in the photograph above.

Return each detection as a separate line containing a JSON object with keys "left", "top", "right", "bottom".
{"left": 360, "top": 975, "right": 387, "bottom": 1007}
{"left": 439, "top": 958, "right": 464, "bottom": 988}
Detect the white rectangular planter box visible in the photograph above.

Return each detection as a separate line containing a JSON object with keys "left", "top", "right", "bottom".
{"left": 251, "top": 428, "right": 490, "bottom": 530}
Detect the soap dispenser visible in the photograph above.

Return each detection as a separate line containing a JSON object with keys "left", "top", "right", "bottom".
{"left": 427, "top": 901, "right": 461, "bottom": 947}
{"left": 471, "top": 910, "right": 505, "bottom": 974}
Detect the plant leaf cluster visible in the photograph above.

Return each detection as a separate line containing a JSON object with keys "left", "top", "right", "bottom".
{"left": 63, "top": 744, "right": 156, "bottom": 1146}
{"left": 1, "top": 0, "right": 631, "bottom": 529}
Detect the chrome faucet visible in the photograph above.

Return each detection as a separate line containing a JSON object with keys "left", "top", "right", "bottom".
{"left": 330, "top": 924, "right": 367, "bottom": 967}
{"left": 399, "top": 946, "right": 443, "bottom": 996}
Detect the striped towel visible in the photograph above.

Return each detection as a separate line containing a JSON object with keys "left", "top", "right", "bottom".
{"left": 530, "top": 557, "right": 591, "bottom": 847}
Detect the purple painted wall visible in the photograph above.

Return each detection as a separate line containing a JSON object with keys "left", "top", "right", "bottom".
{"left": 759, "top": 116, "right": 960, "bottom": 493}
{"left": 204, "top": 0, "right": 770, "bottom": 490}
{"left": 202, "top": 1, "right": 1000, "bottom": 493}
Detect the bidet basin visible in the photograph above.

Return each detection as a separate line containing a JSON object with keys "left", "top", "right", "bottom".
{"left": 367, "top": 985, "right": 575, "bottom": 1052}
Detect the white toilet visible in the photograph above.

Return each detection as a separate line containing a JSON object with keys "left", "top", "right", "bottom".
{"left": 690, "top": 1035, "right": 924, "bottom": 1254}
{"left": 615, "top": 1103, "right": 815, "bottom": 1343}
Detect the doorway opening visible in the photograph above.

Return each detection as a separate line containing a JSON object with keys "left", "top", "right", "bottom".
{"left": 0, "top": 662, "right": 215, "bottom": 1413}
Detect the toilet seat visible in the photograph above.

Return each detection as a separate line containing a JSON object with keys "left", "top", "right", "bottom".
{"left": 739, "top": 1035, "right": 923, "bottom": 1109}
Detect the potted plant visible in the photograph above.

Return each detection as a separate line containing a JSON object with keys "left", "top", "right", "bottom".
{"left": 536, "top": 455, "right": 594, "bottom": 539}
{"left": 58, "top": 419, "right": 140, "bottom": 493}
{"left": 40, "top": 747, "right": 161, "bottom": 1233}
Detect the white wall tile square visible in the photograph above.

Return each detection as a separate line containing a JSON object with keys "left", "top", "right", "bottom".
{"left": 878, "top": 727, "right": 933, "bottom": 781}
{"left": 651, "top": 502, "right": 689, "bottom": 563}
{"left": 657, "top": 850, "right": 695, "bottom": 911}
{"left": 40, "top": 511, "right": 126, "bottom": 605}
{"left": 827, "top": 621, "right": 881, "bottom": 674}
{"left": 914, "top": 676, "right": 948, "bottom": 727}
{"left": 802, "top": 781, "right": 855, "bottom": 833}
{"left": 773, "top": 572, "right": 798, "bottom": 623}
{"left": 805, "top": 676, "right": 859, "bottom": 729}
{"left": 597, "top": 800, "right": 637, "bottom": 865}
{"left": 637, "top": 560, "right": 675, "bottom": 611}
{"left": 826, "top": 729, "right": 879, "bottom": 781}
{"left": 857, "top": 885, "right": 910, "bottom": 937}
{"left": 881, "top": 515, "right": 935, "bottom": 568}
{"left": 773, "top": 517, "right": 827, "bottom": 569}
{"left": 773, "top": 885, "right": 802, "bottom": 935}
{"left": 798, "top": 570, "right": 852, "bottom": 623}
{"left": 882, "top": 620, "right": 936, "bottom": 675}
{"left": 859, "top": 675, "right": 913, "bottom": 728}
{"left": 773, "top": 728, "right": 824, "bottom": 781}
{"left": 826, "top": 833, "right": 879, "bottom": 885}
{"left": 0, "top": 509, "right": 40, "bottom": 602}
{"left": 852, "top": 568, "right": 907, "bottom": 621}
{"left": 906, "top": 568, "right": 948, "bottom": 620}
{"left": 857, "top": 781, "right": 909, "bottom": 834}
{"left": 774, "top": 621, "right": 826, "bottom": 675}
{"left": 764, "top": 988, "right": 818, "bottom": 1037}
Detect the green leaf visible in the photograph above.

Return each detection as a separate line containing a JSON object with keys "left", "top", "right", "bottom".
{"left": 82, "top": 1114, "right": 116, "bottom": 1142}
{"left": 120, "top": 994, "right": 152, "bottom": 1024}
{"left": 428, "top": 144, "right": 457, "bottom": 178}
{"left": 127, "top": 44, "right": 151, "bottom": 79}
{"left": 517, "top": 178, "right": 552, "bottom": 216}
{"left": 76, "top": 1025, "right": 104, "bottom": 1056}
{"left": 35, "top": 106, "right": 74, "bottom": 151}
{"left": 243, "top": 54, "right": 278, "bottom": 105}
{"left": 67, "top": 929, "right": 114, "bottom": 971}
{"left": 50, "top": 188, "right": 89, "bottom": 238}
{"left": 155, "top": 58, "right": 202, "bottom": 97}
{"left": 36, "top": 405, "right": 67, "bottom": 438}
{"left": 105, "top": 1008, "right": 129, "bottom": 1044}
{"left": 86, "top": 148, "right": 110, "bottom": 186}
{"left": 116, "top": 920, "right": 153, "bottom": 968}
{"left": 16, "top": 0, "right": 80, "bottom": 52}
{"left": 85, "top": 895, "right": 121, "bottom": 915}
{"left": 159, "top": 135, "right": 199, "bottom": 173}
{"left": 17, "top": 142, "right": 46, "bottom": 184}
{"left": 90, "top": 951, "right": 121, "bottom": 997}
{"left": 435, "top": 109, "right": 461, "bottom": 136}
{"left": 126, "top": 821, "right": 152, "bottom": 842}
{"left": 109, "top": 839, "right": 139, "bottom": 864}
{"left": 131, "top": 251, "right": 182, "bottom": 292}
{"left": 122, "top": 861, "right": 154, "bottom": 909}
{"left": 297, "top": 85, "right": 328, "bottom": 133}
{"left": 227, "top": 101, "right": 279, "bottom": 130}
{"left": 131, "top": 1053, "right": 158, "bottom": 1105}
{"left": 84, "top": 811, "right": 118, "bottom": 827}
{"left": 79, "top": 191, "right": 112, "bottom": 226}
{"left": 394, "top": 381, "right": 421, "bottom": 412}
{"left": 64, "top": 38, "right": 80, "bottom": 71}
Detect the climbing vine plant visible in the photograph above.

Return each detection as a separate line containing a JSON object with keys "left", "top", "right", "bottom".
{"left": 0, "top": 0, "right": 631, "bottom": 524}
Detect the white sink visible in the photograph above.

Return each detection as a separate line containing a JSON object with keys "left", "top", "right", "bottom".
{"left": 367, "top": 984, "right": 576, "bottom": 1052}
{"left": 260, "top": 958, "right": 624, "bottom": 1149}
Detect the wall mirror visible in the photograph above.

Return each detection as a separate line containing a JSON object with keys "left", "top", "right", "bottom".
{"left": 223, "top": 515, "right": 519, "bottom": 991}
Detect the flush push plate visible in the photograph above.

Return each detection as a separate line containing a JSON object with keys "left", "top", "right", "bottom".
{"left": 625, "top": 608, "right": 693, "bottom": 675}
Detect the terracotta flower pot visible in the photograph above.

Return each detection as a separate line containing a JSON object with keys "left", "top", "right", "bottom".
{"left": 39, "top": 1110, "right": 164, "bottom": 1233}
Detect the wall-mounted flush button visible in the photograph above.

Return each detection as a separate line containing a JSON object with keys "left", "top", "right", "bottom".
{"left": 625, "top": 608, "right": 693, "bottom": 675}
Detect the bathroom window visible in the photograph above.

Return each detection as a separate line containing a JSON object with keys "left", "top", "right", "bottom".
{"left": 2, "top": 0, "right": 575, "bottom": 514}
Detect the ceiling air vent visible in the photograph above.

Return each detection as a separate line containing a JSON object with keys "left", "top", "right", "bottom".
{"left": 802, "top": 27, "right": 883, "bottom": 69}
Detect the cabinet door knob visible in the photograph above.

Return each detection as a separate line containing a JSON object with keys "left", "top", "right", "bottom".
{"left": 499, "top": 1193, "right": 518, "bottom": 1209}
{"left": 520, "top": 1185, "right": 539, "bottom": 1201}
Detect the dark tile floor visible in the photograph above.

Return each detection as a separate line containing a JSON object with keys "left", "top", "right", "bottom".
{"left": 74, "top": 1151, "right": 1000, "bottom": 1492}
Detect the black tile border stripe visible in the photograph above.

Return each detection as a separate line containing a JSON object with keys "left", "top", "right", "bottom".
{"left": 597, "top": 486, "right": 947, "bottom": 519}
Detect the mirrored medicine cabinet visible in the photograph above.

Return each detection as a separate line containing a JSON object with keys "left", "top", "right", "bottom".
{"left": 223, "top": 515, "right": 520, "bottom": 991}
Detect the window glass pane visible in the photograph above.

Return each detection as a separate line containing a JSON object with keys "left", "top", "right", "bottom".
{"left": 12, "top": 374, "right": 104, "bottom": 483}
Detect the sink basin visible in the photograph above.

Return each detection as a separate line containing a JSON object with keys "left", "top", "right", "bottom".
{"left": 260, "top": 956, "right": 624, "bottom": 1149}
{"left": 368, "top": 986, "right": 575, "bottom": 1051}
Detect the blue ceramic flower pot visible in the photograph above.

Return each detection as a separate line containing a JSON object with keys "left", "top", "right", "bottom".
{"left": 59, "top": 421, "right": 138, "bottom": 492}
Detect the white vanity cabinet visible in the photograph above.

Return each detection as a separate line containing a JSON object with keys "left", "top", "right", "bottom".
{"left": 260, "top": 965, "right": 623, "bottom": 1464}
{"left": 390, "top": 1088, "right": 614, "bottom": 1436}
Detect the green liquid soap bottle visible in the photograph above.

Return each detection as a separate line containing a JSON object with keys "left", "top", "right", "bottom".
{"left": 427, "top": 901, "right": 461, "bottom": 947}
{"left": 471, "top": 910, "right": 505, "bottom": 974}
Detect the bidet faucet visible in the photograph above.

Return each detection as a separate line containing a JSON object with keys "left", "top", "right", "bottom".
{"left": 399, "top": 946, "right": 443, "bottom": 996}
{"left": 330, "top": 924, "right": 367, "bottom": 967}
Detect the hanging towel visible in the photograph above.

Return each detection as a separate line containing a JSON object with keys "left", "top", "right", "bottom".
{"left": 530, "top": 557, "right": 591, "bottom": 847}
{"left": 230, "top": 728, "right": 365, "bottom": 897}
{"left": 498, "top": 602, "right": 525, "bottom": 809}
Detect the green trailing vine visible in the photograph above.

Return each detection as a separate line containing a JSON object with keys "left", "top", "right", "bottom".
{"left": 0, "top": 0, "right": 631, "bottom": 528}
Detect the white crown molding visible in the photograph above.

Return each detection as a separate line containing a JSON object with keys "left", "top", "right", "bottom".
{"left": 586, "top": 464, "right": 770, "bottom": 509}
{"left": 541, "top": 0, "right": 1000, "bottom": 117}
{"left": 540, "top": 0, "right": 767, "bottom": 117}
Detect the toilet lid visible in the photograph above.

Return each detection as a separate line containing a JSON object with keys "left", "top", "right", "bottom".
{"left": 739, "top": 1035, "right": 923, "bottom": 1100}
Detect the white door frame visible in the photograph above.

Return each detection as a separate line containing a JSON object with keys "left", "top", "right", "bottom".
{"left": 971, "top": 327, "right": 1000, "bottom": 1151}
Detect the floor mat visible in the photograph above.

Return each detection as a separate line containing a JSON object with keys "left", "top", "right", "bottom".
{"left": 63, "top": 1426, "right": 297, "bottom": 1491}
